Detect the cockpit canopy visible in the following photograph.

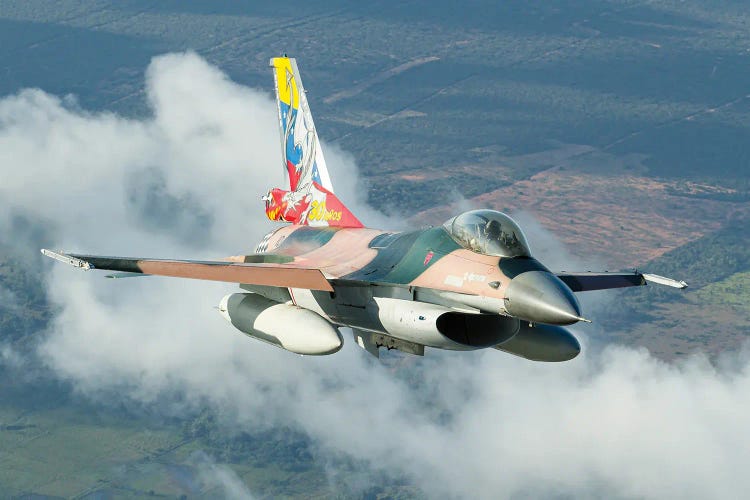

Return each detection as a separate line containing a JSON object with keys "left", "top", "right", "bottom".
{"left": 443, "top": 210, "right": 531, "bottom": 258}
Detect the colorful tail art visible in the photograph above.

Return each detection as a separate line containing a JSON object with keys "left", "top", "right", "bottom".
{"left": 265, "top": 57, "right": 363, "bottom": 228}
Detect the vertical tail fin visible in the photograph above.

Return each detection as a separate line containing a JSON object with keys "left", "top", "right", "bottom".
{"left": 265, "top": 56, "right": 363, "bottom": 228}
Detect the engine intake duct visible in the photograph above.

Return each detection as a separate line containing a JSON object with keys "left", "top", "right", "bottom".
{"left": 436, "top": 313, "right": 519, "bottom": 348}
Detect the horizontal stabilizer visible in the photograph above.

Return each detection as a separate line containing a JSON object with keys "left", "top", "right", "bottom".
{"left": 41, "top": 249, "right": 333, "bottom": 292}
{"left": 557, "top": 271, "right": 687, "bottom": 292}
{"left": 105, "top": 272, "right": 150, "bottom": 279}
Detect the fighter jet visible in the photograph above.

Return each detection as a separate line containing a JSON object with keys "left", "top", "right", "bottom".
{"left": 42, "top": 57, "right": 687, "bottom": 362}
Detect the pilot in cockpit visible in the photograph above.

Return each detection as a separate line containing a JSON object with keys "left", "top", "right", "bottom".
{"left": 443, "top": 210, "right": 531, "bottom": 258}
{"left": 485, "top": 219, "right": 502, "bottom": 240}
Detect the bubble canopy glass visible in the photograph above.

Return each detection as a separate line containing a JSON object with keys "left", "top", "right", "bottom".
{"left": 442, "top": 210, "right": 531, "bottom": 258}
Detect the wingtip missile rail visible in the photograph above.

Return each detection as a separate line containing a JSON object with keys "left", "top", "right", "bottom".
{"left": 40, "top": 249, "right": 93, "bottom": 270}
{"left": 642, "top": 273, "right": 688, "bottom": 289}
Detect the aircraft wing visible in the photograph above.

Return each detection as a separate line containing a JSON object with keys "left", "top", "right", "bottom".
{"left": 41, "top": 249, "right": 333, "bottom": 292}
{"left": 556, "top": 271, "right": 687, "bottom": 292}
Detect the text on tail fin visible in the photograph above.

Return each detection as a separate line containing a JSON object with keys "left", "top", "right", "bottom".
{"left": 267, "top": 57, "right": 363, "bottom": 228}
{"left": 264, "top": 187, "right": 363, "bottom": 228}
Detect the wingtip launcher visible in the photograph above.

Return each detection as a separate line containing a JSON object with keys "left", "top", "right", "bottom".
{"left": 642, "top": 273, "right": 688, "bottom": 289}
{"left": 41, "top": 249, "right": 93, "bottom": 270}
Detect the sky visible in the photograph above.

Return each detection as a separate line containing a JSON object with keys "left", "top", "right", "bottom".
{"left": 1, "top": 52, "right": 749, "bottom": 499}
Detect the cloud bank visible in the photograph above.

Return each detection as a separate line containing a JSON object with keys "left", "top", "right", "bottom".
{"left": 1, "top": 52, "right": 748, "bottom": 499}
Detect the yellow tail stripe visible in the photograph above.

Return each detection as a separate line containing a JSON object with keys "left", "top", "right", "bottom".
{"left": 270, "top": 57, "right": 299, "bottom": 109}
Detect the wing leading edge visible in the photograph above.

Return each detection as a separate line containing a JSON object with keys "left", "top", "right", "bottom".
{"left": 41, "top": 249, "right": 333, "bottom": 292}
{"left": 557, "top": 271, "right": 687, "bottom": 292}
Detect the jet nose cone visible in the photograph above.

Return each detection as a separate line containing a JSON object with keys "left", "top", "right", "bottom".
{"left": 505, "top": 271, "right": 583, "bottom": 325}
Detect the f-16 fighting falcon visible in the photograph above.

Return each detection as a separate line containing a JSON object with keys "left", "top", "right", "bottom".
{"left": 42, "top": 56, "right": 688, "bottom": 362}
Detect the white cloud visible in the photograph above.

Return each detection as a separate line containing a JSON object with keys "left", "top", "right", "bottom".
{"left": 0, "top": 342, "right": 24, "bottom": 370}
{"left": 1, "top": 52, "right": 748, "bottom": 499}
{"left": 190, "top": 451, "right": 255, "bottom": 500}
{"left": 0, "top": 285, "right": 18, "bottom": 310}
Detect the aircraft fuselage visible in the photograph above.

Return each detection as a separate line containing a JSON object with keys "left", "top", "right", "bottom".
{"left": 222, "top": 223, "right": 583, "bottom": 358}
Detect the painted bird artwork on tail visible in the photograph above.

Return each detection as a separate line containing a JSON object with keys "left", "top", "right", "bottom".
{"left": 263, "top": 57, "right": 362, "bottom": 228}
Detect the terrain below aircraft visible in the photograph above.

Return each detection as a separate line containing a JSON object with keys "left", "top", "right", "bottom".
{"left": 42, "top": 56, "right": 688, "bottom": 362}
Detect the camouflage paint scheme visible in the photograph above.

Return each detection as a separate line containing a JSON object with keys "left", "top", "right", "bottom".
{"left": 41, "top": 57, "right": 687, "bottom": 361}
{"left": 254, "top": 225, "right": 500, "bottom": 296}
